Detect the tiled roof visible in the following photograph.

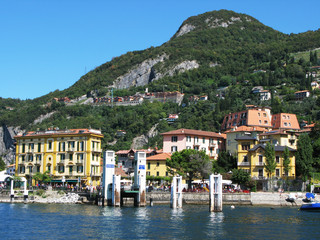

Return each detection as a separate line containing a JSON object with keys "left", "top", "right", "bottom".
{"left": 15, "top": 128, "right": 103, "bottom": 138}
{"left": 248, "top": 144, "right": 296, "bottom": 152}
{"left": 147, "top": 153, "right": 171, "bottom": 161}
{"left": 224, "top": 126, "right": 266, "bottom": 133}
{"left": 161, "top": 129, "right": 226, "bottom": 139}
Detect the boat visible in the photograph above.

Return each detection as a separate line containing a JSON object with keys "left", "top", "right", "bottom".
{"left": 300, "top": 193, "right": 320, "bottom": 211}
{"left": 300, "top": 202, "right": 320, "bottom": 211}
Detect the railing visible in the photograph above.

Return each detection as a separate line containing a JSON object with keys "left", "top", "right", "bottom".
{"left": 238, "top": 162, "right": 250, "bottom": 166}
{"left": 256, "top": 162, "right": 264, "bottom": 166}
{"left": 76, "top": 159, "right": 84, "bottom": 164}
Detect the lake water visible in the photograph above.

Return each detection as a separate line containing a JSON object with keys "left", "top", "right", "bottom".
{"left": 1, "top": 203, "right": 320, "bottom": 239}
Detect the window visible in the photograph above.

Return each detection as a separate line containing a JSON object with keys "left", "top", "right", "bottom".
{"left": 20, "top": 166, "right": 25, "bottom": 174}
{"left": 276, "top": 156, "right": 280, "bottom": 164}
{"left": 166, "top": 172, "right": 168, "bottom": 177}
{"left": 22, "top": 144, "right": 25, "bottom": 153}
{"left": 69, "top": 154, "right": 73, "bottom": 161}
{"left": 258, "top": 113, "right": 261, "bottom": 117}
{"left": 186, "top": 136, "right": 191, "bottom": 142}
{"left": 147, "top": 171, "right": 150, "bottom": 176}
{"left": 157, "top": 171, "right": 159, "bottom": 176}
{"left": 29, "top": 143, "right": 34, "bottom": 151}
{"left": 276, "top": 169, "right": 280, "bottom": 177}
{"left": 28, "top": 155, "right": 33, "bottom": 162}
{"left": 202, "top": 137, "right": 205, "bottom": 143}
{"left": 60, "top": 154, "right": 65, "bottom": 161}
{"left": 259, "top": 155, "right": 263, "bottom": 164}
{"left": 69, "top": 166, "right": 73, "bottom": 174}
{"left": 264, "top": 120, "right": 268, "bottom": 124}
{"left": 37, "top": 166, "right": 40, "bottom": 172}
{"left": 171, "top": 136, "right": 178, "bottom": 142}
{"left": 194, "top": 146, "right": 199, "bottom": 151}
{"left": 186, "top": 146, "right": 191, "bottom": 149}
{"left": 284, "top": 122, "right": 288, "bottom": 126}
{"left": 258, "top": 169, "right": 263, "bottom": 177}
{"left": 77, "top": 165, "right": 83, "bottom": 173}
{"left": 263, "top": 113, "right": 267, "bottom": 117}
{"left": 202, "top": 147, "right": 206, "bottom": 151}
{"left": 47, "top": 165, "right": 51, "bottom": 172}
{"left": 259, "top": 120, "right": 262, "bottom": 124}
{"left": 148, "top": 162, "right": 150, "bottom": 170}
{"left": 243, "top": 156, "right": 248, "bottom": 162}
{"left": 58, "top": 165, "right": 65, "bottom": 173}
{"left": 171, "top": 146, "right": 177, "bottom": 152}
{"left": 241, "top": 143, "right": 250, "bottom": 150}
{"left": 28, "top": 166, "right": 32, "bottom": 174}
{"left": 48, "top": 141, "right": 52, "bottom": 150}
{"left": 79, "top": 141, "right": 84, "bottom": 151}
{"left": 21, "top": 155, "right": 25, "bottom": 162}
{"left": 157, "top": 162, "right": 160, "bottom": 167}
{"left": 37, "top": 143, "right": 41, "bottom": 152}
{"left": 194, "top": 137, "right": 199, "bottom": 143}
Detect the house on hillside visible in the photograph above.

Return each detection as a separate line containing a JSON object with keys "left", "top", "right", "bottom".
{"left": 295, "top": 90, "right": 310, "bottom": 101}
{"left": 161, "top": 128, "right": 226, "bottom": 159}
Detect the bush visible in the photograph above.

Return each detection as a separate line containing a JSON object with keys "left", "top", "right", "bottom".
{"left": 35, "top": 189, "right": 45, "bottom": 197}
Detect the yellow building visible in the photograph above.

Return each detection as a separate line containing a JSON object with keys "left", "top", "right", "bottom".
{"left": 14, "top": 128, "right": 103, "bottom": 187}
{"left": 146, "top": 153, "right": 171, "bottom": 177}
{"left": 236, "top": 136, "right": 296, "bottom": 179}
{"left": 259, "top": 130, "right": 298, "bottom": 150}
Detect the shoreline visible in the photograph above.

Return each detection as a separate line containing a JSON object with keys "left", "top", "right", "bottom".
{"left": 0, "top": 191, "right": 315, "bottom": 206}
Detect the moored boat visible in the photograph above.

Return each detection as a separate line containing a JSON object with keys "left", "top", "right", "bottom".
{"left": 300, "top": 202, "right": 320, "bottom": 211}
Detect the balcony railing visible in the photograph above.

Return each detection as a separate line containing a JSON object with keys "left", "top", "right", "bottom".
{"left": 67, "top": 147, "right": 75, "bottom": 152}
{"left": 238, "top": 162, "right": 250, "bottom": 166}
{"left": 256, "top": 162, "right": 264, "bottom": 166}
{"left": 92, "top": 148, "right": 102, "bottom": 153}
{"left": 76, "top": 159, "right": 84, "bottom": 164}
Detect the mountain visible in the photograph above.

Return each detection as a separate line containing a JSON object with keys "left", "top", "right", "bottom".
{"left": 1, "top": 9, "right": 320, "bottom": 156}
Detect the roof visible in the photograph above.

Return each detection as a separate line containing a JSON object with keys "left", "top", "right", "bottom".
{"left": 116, "top": 148, "right": 163, "bottom": 155}
{"left": 15, "top": 128, "right": 103, "bottom": 138}
{"left": 235, "top": 136, "right": 257, "bottom": 141}
{"left": 115, "top": 167, "right": 128, "bottom": 177}
{"left": 259, "top": 129, "right": 298, "bottom": 136}
{"left": 224, "top": 126, "right": 266, "bottom": 133}
{"left": 248, "top": 144, "right": 296, "bottom": 152}
{"left": 161, "top": 128, "right": 226, "bottom": 139}
{"left": 147, "top": 153, "right": 171, "bottom": 161}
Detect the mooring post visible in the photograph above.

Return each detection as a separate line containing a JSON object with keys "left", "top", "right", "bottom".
{"left": 10, "top": 179, "right": 14, "bottom": 202}
{"left": 112, "top": 175, "right": 121, "bottom": 207}
{"left": 170, "top": 176, "right": 177, "bottom": 208}
{"left": 134, "top": 151, "right": 146, "bottom": 207}
{"left": 102, "top": 150, "right": 115, "bottom": 206}
{"left": 209, "top": 174, "right": 223, "bottom": 212}
{"left": 177, "top": 176, "right": 182, "bottom": 208}
{"left": 23, "top": 178, "right": 28, "bottom": 202}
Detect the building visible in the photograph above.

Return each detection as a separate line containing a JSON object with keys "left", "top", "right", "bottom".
{"left": 146, "top": 153, "right": 171, "bottom": 177}
{"left": 225, "top": 126, "right": 266, "bottom": 155}
{"left": 14, "top": 128, "right": 103, "bottom": 187}
{"left": 236, "top": 137, "right": 296, "bottom": 180}
{"left": 259, "top": 90, "right": 271, "bottom": 101}
{"left": 161, "top": 129, "right": 226, "bottom": 159}
{"left": 259, "top": 130, "right": 299, "bottom": 150}
{"left": 295, "top": 90, "right": 310, "bottom": 101}
{"left": 116, "top": 148, "right": 162, "bottom": 174}
{"left": 221, "top": 106, "right": 272, "bottom": 131}
{"left": 271, "top": 113, "right": 300, "bottom": 130}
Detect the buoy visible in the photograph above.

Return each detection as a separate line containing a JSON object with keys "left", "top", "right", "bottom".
{"left": 231, "top": 205, "right": 235, "bottom": 209}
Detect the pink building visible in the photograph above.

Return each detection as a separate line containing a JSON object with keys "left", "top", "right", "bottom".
{"left": 161, "top": 129, "right": 226, "bottom": 159}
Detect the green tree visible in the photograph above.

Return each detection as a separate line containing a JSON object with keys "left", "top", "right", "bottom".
{"left": 166, "top": 149, "right": 212, "bottom": 189}
{"left": 231, "top": 169, "right": 251, "bottom": 185}
{"left": 214, "top": 151, "right": 237, "bottom": 173}
{"left": 32, "top": 171, "right": 52, "bottom": 185}
{"left": 264, "top": 142, "right": 276, "bottom": 178}
{"left": 296, "top": 134, "right": 313, "bottom": 181}
{"left": 0, "top": 157, "right": 5, "bottom": 171}
{"left": 283, "top": 146, "right": 291, "bottom": 176}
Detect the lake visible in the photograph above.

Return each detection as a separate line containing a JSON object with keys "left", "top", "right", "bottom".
{"left": 1, "top": 203, "right": 320, "bottom": 239}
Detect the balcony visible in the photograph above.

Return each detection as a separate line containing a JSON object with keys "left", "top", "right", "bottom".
{"left": 238, "top": 162, "right": 250, "bottom": 166}
{"left": 91, "top": 172, "right": 101, "bottom": 177}
{"left": 26, "top": 149, "right": 35, "bottom": 154}
{"left": 91, "top": 148, "right": 102, "bottom": 153}
{"left": 67, "top": 147, "right": 75, "bottom": 153}
{"left": 256, "top": 162, "right": 264, "bottom": 166}
{"left": 76, "top": 159, "right": 84, "bottom": 164}
{"left": 35, "top": 159, "right": 41, "bottom": 165}
{"left": 209, "top": 143, "right": 216, "bottom": 148}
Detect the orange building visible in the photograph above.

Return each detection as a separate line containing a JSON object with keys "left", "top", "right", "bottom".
{"left": 271, "top": 113, "right": 300, "bottom": 130}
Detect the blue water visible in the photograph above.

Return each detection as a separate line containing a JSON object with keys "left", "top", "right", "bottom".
{"left": 1, "top": 203, "right": 320, "bottom": 239}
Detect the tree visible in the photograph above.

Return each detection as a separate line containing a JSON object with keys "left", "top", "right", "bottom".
{"left": 231, "top": 169, "right": 251, "bottom": 185}
{"left": 264, "top": 142, "right": 276, "bottom": 178}
{"left": 0, "top": 157, "right": 5, "bottom": 171}
{"left": 166, "top": 149, "right": 212, "bottom": 189}
{"left": 296, "top": 134, "right": 313, "bottom": 181}
{"left": 283, "top": 146, "right": 291, "bottom": 176}
{"left": 32, "top": 171, "right": 52, "bottom": 185}
{"left": 214, "top": 151, "right": 237, "bottom": 173}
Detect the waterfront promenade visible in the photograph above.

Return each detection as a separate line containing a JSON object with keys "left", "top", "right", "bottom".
{"left": 0, "top": 190, "right": 315, "bottom": 206}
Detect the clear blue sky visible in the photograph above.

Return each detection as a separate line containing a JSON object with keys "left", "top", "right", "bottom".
{"left": 1, "top": 0, "right": 319, "bottom": 100}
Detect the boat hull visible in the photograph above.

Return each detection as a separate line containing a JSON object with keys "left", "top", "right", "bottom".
{"left": 300, "top": 203, "right": 320, "bottom": 211}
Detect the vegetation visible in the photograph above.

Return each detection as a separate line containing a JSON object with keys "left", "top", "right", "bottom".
{"left": 0, "top": 157, "right": 5, "bottom": 171}
{"left": 32, "top": 171, "right": 52, "bottom": 185}
{"left": 296, "top": 134, "right": 313, "bottom": 181}
{"left": 264, "top": 142, "right": 276, "bottom": 178}
{"left": 0, "top": 9, "right": 320, "bottom": 159}
{"left": 166, "top": 149, "right": 212, "bottom": 188}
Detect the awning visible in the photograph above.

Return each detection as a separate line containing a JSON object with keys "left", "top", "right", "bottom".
{"left": 51, "top": 179, "right": 79, "bottom": 183}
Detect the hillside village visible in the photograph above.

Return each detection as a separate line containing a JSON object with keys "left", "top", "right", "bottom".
{"left": 1, "top": 10, "right": 320, "bottom": 192}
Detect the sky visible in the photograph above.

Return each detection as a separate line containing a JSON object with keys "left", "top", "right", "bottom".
{"left": 1, "top": 0, "right": 319, "bottom": 100}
